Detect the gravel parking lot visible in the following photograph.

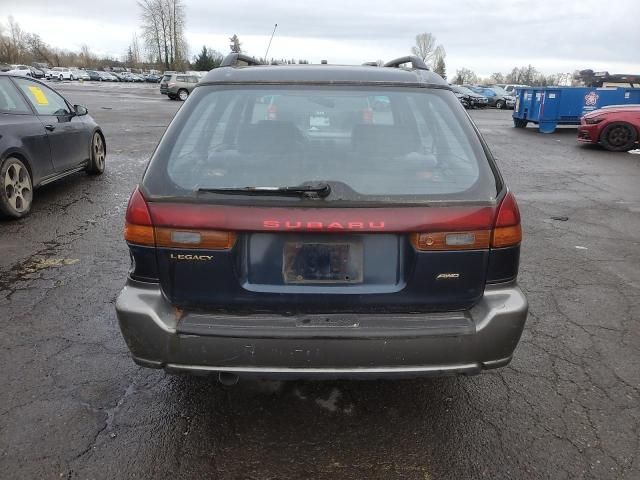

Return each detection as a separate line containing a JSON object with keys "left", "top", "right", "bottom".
{"left": 1, "top": 81, "right": 639, "bottom": 480}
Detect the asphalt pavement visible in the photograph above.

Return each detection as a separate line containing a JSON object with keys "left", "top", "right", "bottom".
{"left": 1, "top": 82, "right": 639, "bottom": 480}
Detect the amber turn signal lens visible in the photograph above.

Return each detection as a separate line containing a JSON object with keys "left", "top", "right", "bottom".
{"left": 410, "top": 230, "right": 491, "bottom": 251}
{"left": 491, "top": 225, "right": 522, "bottom": 248}
{"left": 155, "top": 228, "right": 236, "bottom": 250}
{"left": 124, "top": 223, "right": 155, "bottom": 246}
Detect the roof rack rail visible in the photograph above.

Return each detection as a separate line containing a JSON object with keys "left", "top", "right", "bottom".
{"left": 384, "top": 56, "right": 429, "bottom": 71}
{"left": 220, "top": 53, "right": 265, "bottom": 68}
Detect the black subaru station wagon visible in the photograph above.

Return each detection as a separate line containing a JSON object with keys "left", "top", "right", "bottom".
{"left": 116, "top": 54, "right": 527, "bottom": 382}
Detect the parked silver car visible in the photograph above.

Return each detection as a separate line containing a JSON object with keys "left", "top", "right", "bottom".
{"left": 70, "top": 69, "right": 90, "bottom": 81}
{"left": 159, "top": 73, "right": 199, "bottom": 101}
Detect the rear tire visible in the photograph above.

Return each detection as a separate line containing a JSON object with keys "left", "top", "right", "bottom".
{"left": 87, "top": 132, "right": 106, "bottom": 175}
{"left": 178, "top": 89, "right": 189, "bottom": 101}
{"left": 600, "top": 122, "right": 638, "bottom": 152}
{"left": 496, "top": 100, "right": 505, "bottom": 109}
{"left": 0, "top": 157, "right": 33, "bottom": 219}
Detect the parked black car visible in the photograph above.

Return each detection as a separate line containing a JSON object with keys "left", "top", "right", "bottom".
{"left": 85, "top": 70, "right": 102, "bottom": 81}
{"left": 468, "top": 86, "right": 510, "bottom": 109}
{"left": 0, "top": 73, "right": 106, "bottom": 218}
{"left": 29, "top": 67, "right": 46, "bottom": 79}
{"left": 451, "top": 85, "right": 489, "bottom": 108}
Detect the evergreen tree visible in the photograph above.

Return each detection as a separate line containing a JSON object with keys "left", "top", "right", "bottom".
{"left": 193, "top": 46, "right": 223, "bottom": 71}
{"left": 434, "top": 56, "right": 446, "bottom": 79}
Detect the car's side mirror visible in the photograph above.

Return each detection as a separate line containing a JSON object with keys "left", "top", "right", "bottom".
{"left": 74, "top": 105, "right": 88, "bottom": 116}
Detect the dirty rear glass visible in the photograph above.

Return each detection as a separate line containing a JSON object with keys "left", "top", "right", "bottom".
{"left": 143, "top": 85, "right": 498, "bottom": 202}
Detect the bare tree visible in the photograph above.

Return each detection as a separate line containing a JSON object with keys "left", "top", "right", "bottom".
{"left": 78, "top": 44, "right": 94, "bottom": 68}
{"left": 453, "top": 68, "right": 477, "bottom": 85}
{"left": 138, "top": 0, "right": 186, "bottom": 70}
{"left": 490, "top": 72, "right": 504, "bottom": 84}
{"left": 126, "top": 34, "right": 142, "bottom": 68}
{"left": 139, "top": 0, "right": 163, "bottom": 65}
{"left": 411, "top": 33, "right": 445, "bottom": 69}
{"left": 168, "top": 0, "right": 188, "bottom": 69}
{"left": 0, "top": 16, "right": 27, "bottom": 63}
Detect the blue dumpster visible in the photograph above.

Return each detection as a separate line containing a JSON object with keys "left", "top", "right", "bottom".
{"left": 512, "top": 87, "right": 640, "bottom": 133}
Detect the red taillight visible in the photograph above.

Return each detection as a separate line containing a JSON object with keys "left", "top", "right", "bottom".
{"left": 492, "top": 191, "right": 522, "bottom": 248}
{"left": 411, "top": 191, "right": 522, "bottom": 251}
{"left": 155, "top": 228, "right": 236, "bottom": 249}
{"left": 267, "top": 105, "right": 277, "bottom": 120}
{"left": 123, "top": 187, "right": 236, "bottom": 249}
{"left": 124, "top": 193, "right": 520, "bottom": 251}
{"left": 410, "top": 230, "right": 491, "bottom": 251}
{"left": 125, "top": 188, "right": 152, "bottom": 226}
{"left": 362, "top": 108, "right": 373, "bottom": 123}
{"left": 146, "top": 204, "right": 495, "bottom": 232}
{"left": 124, "top": 187, "right": 155, "bottom": 246}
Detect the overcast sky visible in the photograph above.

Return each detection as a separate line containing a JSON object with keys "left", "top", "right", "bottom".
{"left": 2, "top": 0, "right": 639, "bottom": 76}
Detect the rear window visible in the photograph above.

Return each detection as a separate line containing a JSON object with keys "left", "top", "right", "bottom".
{"left": 161, "top": 75, "right": 172, "bottom": 82}
{"left": 490, "top": 86, "right": 509, "bottom": 96}
{"left": 143, "top": 85, "right": 498, "bottom": 203}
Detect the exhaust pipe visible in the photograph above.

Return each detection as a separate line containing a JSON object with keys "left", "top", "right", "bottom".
{"left": 218, "top": 371, "right": 239, "bottom": 386}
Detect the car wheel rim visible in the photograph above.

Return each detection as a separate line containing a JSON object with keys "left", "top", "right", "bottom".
{"left": 179, "top": 91, "right": 188, "bottom": 101}
{"left": 4, "top": 162, "right": 32, "bottom": 213}
{"left": 93, "top": 134, "right": 105, "bottom": 170}
{"left": 608, "top": 126, "right": 630, "bottom": 146}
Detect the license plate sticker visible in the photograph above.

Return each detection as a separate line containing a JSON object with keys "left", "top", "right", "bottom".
{"left": 283, "top": 242, "right": 363, "bottom": 284}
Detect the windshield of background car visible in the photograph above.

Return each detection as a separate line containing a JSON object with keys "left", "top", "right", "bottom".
{"left": 142, "top": 85, "right": 499, "bottom": 203}
{"left": 490, "top": 86, "right": 509, "bottom": 96}
{"left": 452, "top": 86, "right": 475, "bottom": 96}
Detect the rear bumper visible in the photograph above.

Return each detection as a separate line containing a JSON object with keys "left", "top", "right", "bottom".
{"left": 115, "top": 280, "right": 528, "bottom": 378}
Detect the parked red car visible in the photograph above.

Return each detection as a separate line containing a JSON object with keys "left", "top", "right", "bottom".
{"left": 578, "top": 105, "right": 640, "bottom": 151}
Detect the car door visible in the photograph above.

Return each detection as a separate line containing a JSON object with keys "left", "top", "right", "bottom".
{"left": 0, "top": 77, "right": 55, "bottom": 184}
{"left": 13, "top": 77, "right": 89, "bottom": 173}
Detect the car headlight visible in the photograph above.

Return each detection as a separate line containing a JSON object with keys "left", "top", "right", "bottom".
{"left": 585, "top": 117, "right": 604, "bottom": 125}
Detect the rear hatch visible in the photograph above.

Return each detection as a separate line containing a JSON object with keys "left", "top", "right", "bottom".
{"left": 159, "top": 74, "right": 171, "bottom": 93}
{"left": 127, "top": 84, "right": 521, "bottom": 314}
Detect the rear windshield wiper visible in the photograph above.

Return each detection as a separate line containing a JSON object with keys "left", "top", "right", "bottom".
{"left": 197, "top": 183, "right": 332, "bottom": 199}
